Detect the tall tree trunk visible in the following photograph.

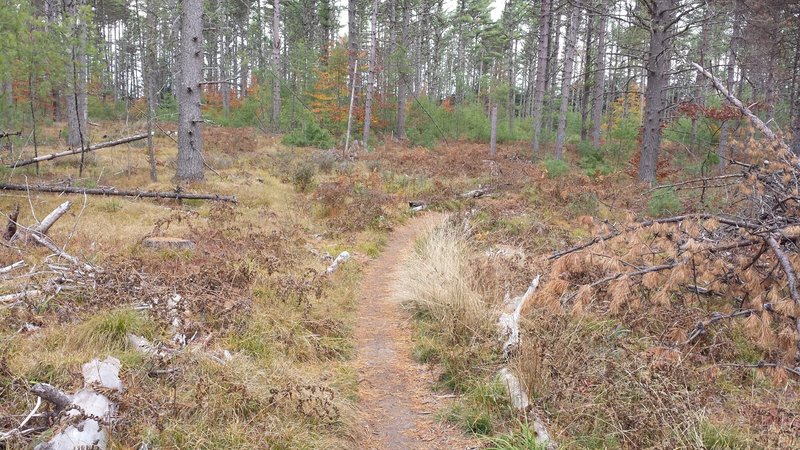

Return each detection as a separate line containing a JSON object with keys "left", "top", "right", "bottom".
{"left": 591, "top": 0, "right": 608, "bottom": 149}
{"left": 145, "top": 0, "right": 158, "bottom": 181}
{"left": 175, "top": 0, "right": 205, "bottom": 182}
{"left": 490, "top": 104, "right": 498, "bottom": 156}
{"left": 456, "top": 0, "right": 466, "bottom": 102}
{"left": 348, "top": 0, "right": 358, "bottom": 91}
{"left": 691, "top": 8, "right": 710, "bottom": 146}
{"left": 792, "top": 94, "right": 800, "bottom": 155}
{"left": 638, "top": 0, "right": 675, "bottom": 183}
{"left": 555, "top": 1, "right": 580, "bottom": 160}
{"left": 580, "top": 12, "right": 594, "bottom": 142}
{"left": 396, "top": 0, "right": 410, "bottom": 139}
{"left": 272, "top": 0, "right": 281, "bottom": 128}
{"left": 363, "top": 0, "right": 378, "bottom": 145}
{"left": 65, "top": 0, "right": 88, "bottom": 155}
{"left": 530, "top": 0, "right": 551, "bottom": 157}
{"left": 718, "top": 0, "right": 742, "bottom": 166}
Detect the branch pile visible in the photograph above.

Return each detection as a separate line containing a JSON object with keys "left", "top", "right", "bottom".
{"left": 537, "top": 144, "right": 800, "bottom": 374}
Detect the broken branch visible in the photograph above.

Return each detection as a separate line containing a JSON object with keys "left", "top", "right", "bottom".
{"left": 0, "top": 183, "right": 237, "bottom": 203}
{"left": 8, "top": 133, "right": 150, "bottom": 168}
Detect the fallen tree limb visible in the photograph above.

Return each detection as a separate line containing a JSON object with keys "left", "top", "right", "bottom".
{"left": 8, "top": 133, "right": 150, "bottom": 168}
{"left": 0, "top": 183, "right": 237, "bottom": 203}
{"left": 0, "top": 130, "right": 22, "bottom": 139}
{"left": 34, "top": 201, "right": 71, "bottom": 235}
{"left": 0, "top": 290, "right": 41, "bottom": 303}
{"left": 0, "top": 260, "right": 25, "bottom": 274}
{"left": 32, "top": 357, "right": 123, "bottom": 450}
{"left": 495, "top": 274, "right": 555, "bottom": 450}
{"left": 0, "top": 397, "right": 42, "bottom": 442}
{"left": 692, "top": 62, "right": 782, "bottom": 144}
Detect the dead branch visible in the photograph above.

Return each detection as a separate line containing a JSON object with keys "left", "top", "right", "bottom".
{"left": 0, "top": 397, "right": 42, "bottom": 442}
{"left": 34, "top": 201, "right": 72, "bottom": 235}
{"left": 647, "top": 173, "right": 745, "bottom": 193}
{"left": 692, "top": 62, "right": 781, "bottom": 144}
{"left": 29, "top": 383, "right": 71, "bottom": 412}
{"left": 0, "top": 260, "right": 25, "bottom": 274}
{"left": 719, "top": 362, "right": 800, "bottom": 379}
{"left": 8, "top": 133, "right": 150, "bottom": 168}
{"left": 766, "top": 235, "right": 800, "bottom": 305}
{"left": 684, "top": 309, "right": 757, "bottom": 344}
{"left": 589, "top": 262, "right": 679, "bottom": 288}
{"left": 0, "top": 290, "right": 41, "bottom": 303}
{"left": 0, "top": 183, "right": 237, "bottom": 203}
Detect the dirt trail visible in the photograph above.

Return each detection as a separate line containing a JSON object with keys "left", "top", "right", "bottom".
{"left": 355, "top": 212, "right": 479, "bottom": 450}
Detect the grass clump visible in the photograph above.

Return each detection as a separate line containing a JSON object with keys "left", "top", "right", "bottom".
{"left": 282, "top": 121, "right": 335, "bottom": 149}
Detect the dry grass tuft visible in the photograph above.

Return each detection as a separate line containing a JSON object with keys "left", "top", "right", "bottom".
{"left": 396, "top": 219, "right": 492, "bottom": 341}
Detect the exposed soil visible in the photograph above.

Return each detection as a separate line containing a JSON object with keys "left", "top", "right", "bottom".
{"left": 354, "top": 212, "right": 480, "bottom": 450}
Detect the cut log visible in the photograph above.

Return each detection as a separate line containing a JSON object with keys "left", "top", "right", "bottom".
{"left": 32, "top": 357, "right": 123, "bottom": 450}
{"left": 0, "top": 183, "right": 237, "bottom": 203}
{"left": 8, "top": 133, "right": 150, "bottom": 168}
{"left": 142, "top": 236, "right": 196, "bottom": 251}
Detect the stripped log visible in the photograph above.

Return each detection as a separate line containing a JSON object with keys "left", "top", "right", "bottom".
{"left": 0, "top": 183, "right": 237, "bottom": 203}
{"left": 496, "top": 274, "right": 554, "bottom": 449}
{"left": 31, "top": 357, "right": 123, "bottom": 450}
{"left": 325, "top": 251, "right": 351, "bottom": 274}
{"left": 8, "top": 133, "right": 150, "bottom": 168}
{"left": 34, "top": 201, "right": 72, "bottom": 235}
{"left": 0, "top": 260, "right": 25, "bottom": 274}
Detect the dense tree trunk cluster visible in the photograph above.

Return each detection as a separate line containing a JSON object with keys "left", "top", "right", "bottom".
{"left": 0, "top": 0, "right": 799, "bottom": 181}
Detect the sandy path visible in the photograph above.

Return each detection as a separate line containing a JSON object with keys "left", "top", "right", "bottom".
{"left": 354, "top": 212, "right": 479, "bottom": 450}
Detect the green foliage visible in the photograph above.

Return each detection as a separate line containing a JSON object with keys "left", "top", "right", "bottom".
{"left": 699, "top": 420, "right": 753, "bottom": 449}
{"left": 88, "top": 97, "right": 128, "bottom": 120}
{"left": 291, "top": 163, "right": 316, "bottom": 192}
{"left": 282, "top": 121, "right": 335, "bottom": 149}
{"left": 542, "top": 157, "right": 570, "bottom": 178}
{"left": 648, "top": 188, "right": 681, "bottom": 217}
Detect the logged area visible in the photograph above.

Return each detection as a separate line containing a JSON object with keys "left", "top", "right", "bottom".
{"left": 2, "top": 0, "right": 800, "bottom": 448}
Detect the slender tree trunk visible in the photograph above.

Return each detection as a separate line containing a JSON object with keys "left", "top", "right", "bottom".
{"left": 272, "top": 0, "right": 281, "bottom": 128}
{"left": 396, "top": 0, "right": 410, "bottom": 139}
{"left": 580, "top": 13, "right": 594, "bottom": 142}
{"left": 591, "top": 0, "right": 608, "bottom": 149}
{"left": 175, "top": 0, "right": 204, "bottom": 182}
{"left": 145, "top": 0, "right": 158, "bottom": 181}
{"left": 363, "top": 0, "right": 378, "bottom": 145}
{"left": 348, "top": 0, "right": 358, "bottom": 91}
{"left": 719, "top": 0, "right": 742, "bottom": 166}
{"left": 490, "top": 104, "right": 498, "bottom": 156}
{"left": 638, "top": 0, "right": 675, "bottom": 183}
{"left": 65, "top": 0, "right": 88, "bottom": 155}
{"left": 792, "top": 94, "right": 800, "bottom": 155}
{"left": 530, "top": 0, "right": 551, "bottom": 157}
{"left": 691, "top": 9, "right": 710, "bottom": 146}
{"left": 555, "top": 1, "right": 580, "bottom": 160}
{"left": 29, "top": 73, "right": 39, "bottom": 176}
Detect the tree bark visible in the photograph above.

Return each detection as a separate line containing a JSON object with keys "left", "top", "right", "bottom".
{"left": 396, "top": 0, "right": 410, "bottom": 140}
{"left": 555, "top": 1, "right": 580, "bottom": 160}
{"left": 638, "top": 0, "right": 675, "bottom": 183}
{"left": 175, "top": 0, "right": 205, "bottom": 182}
{"left": 490, "top": 104, "right": 498, "bottom": 156}
{"left": 348, "top": 0, "right": 358, "bottom": 91}
{"left": 591, "top": 0, "right": 608, "bottom": 149}
{"left": 530, "top": 0, "right": 551, "bottom": 157}
{"left": 580, "top": 13, "right": 594, "bottom": 142}
{"left": 718, "top": 0, "right": 743, "bottom": 165}
{"left": 144, "top": 0, "right": 158, "bottom": 181}
{"left": 272, "top": 0, "right": 281, "bottom": 128}
{"left": 64, "top": 0, "right": 89, "bottom": 158}
{"left": 363, "top": 0, "right": 379, "bottom": 145}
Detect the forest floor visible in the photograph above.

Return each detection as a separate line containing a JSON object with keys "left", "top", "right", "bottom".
{"left": 0, "top": 121, "right": 798, "bottom": 449}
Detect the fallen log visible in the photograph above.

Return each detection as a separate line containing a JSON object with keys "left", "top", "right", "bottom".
{"left": 8, "top": 133, "right": 150, "bottom": 168}
{"left": 495, "top": 274, "right": 554, "bottom": 450}
{"left": 0, "top": 183, "right": 237, "bottom": 203}
{"left": 0, "top": 130, "right": 22, "bottom": 139}
{"left": 31, "top": 357, "right": 123, "bottom": 450}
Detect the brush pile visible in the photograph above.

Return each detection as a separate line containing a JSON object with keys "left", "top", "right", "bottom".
{"left": 534, "top": 139, "right": 800, "bottom": 374}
